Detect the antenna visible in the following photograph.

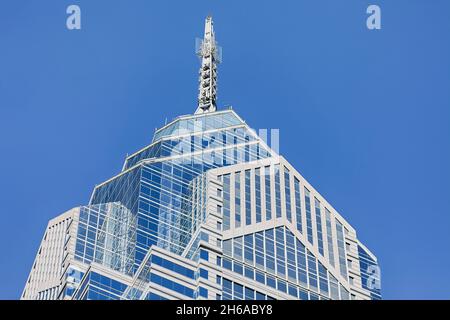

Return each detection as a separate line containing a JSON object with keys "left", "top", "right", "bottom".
{"left": 195, "top": 16, "right": 222, "bottom": 114}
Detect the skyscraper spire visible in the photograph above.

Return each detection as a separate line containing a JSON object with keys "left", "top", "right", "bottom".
{"left": 195, "top": 16, "right": 222, "bottom": 114}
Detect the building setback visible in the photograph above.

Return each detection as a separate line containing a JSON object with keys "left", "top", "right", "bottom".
{"left": 22, "top": 17, "right": 381, "bottom": 301}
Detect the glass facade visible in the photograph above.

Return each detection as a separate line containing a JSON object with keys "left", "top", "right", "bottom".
{"left": 23, "top": 100, "right": 380, "bottom": 301}
{"left": 23, "top": 109, "right": 381, "bottom": 300}
{"left": 221, "top": 226, "right": 353, "bottom": 300}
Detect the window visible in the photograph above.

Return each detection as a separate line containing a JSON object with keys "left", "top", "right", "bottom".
{"left": 299, "top": 289, "right": 309, "bottom": 300}
{"left": 251, "top": 272, "right": 261, "bottom": 285}
{"left": 266, "top": 276, "right": 276, "bottom": 289}
{"left": 284, "top": 167, "right": 292, "bottom": 222}
{"left": 223, "top": 175, "right": 231, "bottom": 230}
{"left": 244, "top": 267, "right": 254, "bottom": 279}
{"left": 245, "top": 287, "right": 255, "bottom": 300}
{"left": 314, "top": 198, "right": 324, "bottom": 256}
{"left": 325, "top": 208, "right": 336, "bottom": 267}
{"left": 233, "top": 236, "right": 243, "bottom": 261}
{"left": 340, "top": 284, "right": 350, "bottom": 300}
{"left": 200, "top": 249, "right": 209, "bottom": 261}
{"left": 256, "top": 291, "right": 265, "bottom": 300}
{"left": 318, "top": 262, "right": 329, "bottom": 297}
{"left": 274, "top": 164, "right": 282, "bottom": 218}
{"left": 264, "top": 166, "right": 272, "bottom": 220}
{"left": 286, "top": 231, "right": 297, "bottom": 282}
{"left": 275, "top": 227, "right": 286, "bottom": 277}
{"left": 223, "top": 279, "right": 232, "bottom": 300}
{"left": 150, "top": 273, "right": 194, "bottom": 298}
{"left": 288, "top": 285, "right": 297, "bottom": 297}
{"left": 255, "top": 168, "right": 262, "bottom": 223}
{"left": 199, "top": 268, "right": 208, "bottom": 279}
{"left": 255, "top": 231, "right": 265, "bottom": 269}
{"left": 305, "top": 188, "right": 314, "bottom": 244}
{"left": 296, "top": 239, "right": 308, "bottom": 287}
{"left": 151, "top": 255, "right": 194, "bottom": 279}
{"left": 199, "top": 287, "right": 208, "bottom": 298}
{"left": 235, "top": 172, "right": 242, "bottom": 228}
{"left": 307, "top": 251, "right": 318, "bottom": 292}
{"left": 294, "top": 178, "right": 302, "bottom": 234}
{"left": 277, "top": 279, "right": 287, "bottom": 293}
{"left": 233, "top": 261, "right": 243, "bottom": 275}
{"left": 233, "top": 283, "right": 244, "bottom": 300}
{"left": 336, "top": 221, "right": 348, "bottom": 279}
{"left": 223, "top": 258, "right": 232, "bottom": 271}
{"left": 245, "top": 170, "right": 251, "bottom": 225}
{"left": 265, "top": 229, "right": 275, "bottom": 273}
{"left": 244, "top": 234, "right": 254, "bottom": 264}
{"left": 329, "top": 274, "right": 340, "bottom": 300}
{"left": 223, "top": 239, "right": 232, "bottom": 256}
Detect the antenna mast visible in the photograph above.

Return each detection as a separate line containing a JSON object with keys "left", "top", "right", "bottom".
{"left": 195, "top": 16, "right": 222, "bottom": 114}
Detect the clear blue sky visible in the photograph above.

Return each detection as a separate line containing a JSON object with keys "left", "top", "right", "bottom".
{"left": 0, "top": 0, "right": 449, "bottom": 299}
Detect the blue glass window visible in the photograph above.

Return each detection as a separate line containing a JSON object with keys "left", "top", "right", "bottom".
{"left": 305, "top": 188, "right": 314, "bottom": 244}
{"left": 199, "top": 268, "right": 208, "bottom": 279}
{"left": 233, "top": 261, "right": 243, "bottom": 275}
{"left": 266, "top": 276, "right": 276, "bottom": 289}
{"left": 233, "top": 283, "right": 244, "bottom": 300}
{"left": 223, "top": 258, "right": 232, "bottom": 271}
{"left": 255, "top": 168, "right": 262, "bottom": 223}
{"left": 264, "top": 166, "right": 272, "bottom": 220}
{"left": 314, "top": 198, "right": 324, "bottom": 256}
{"left": 151, "top": 255, "right": 195, "bottom": 279}
{"left": 255, "top": 231, "right": 265, "bottom": 269}
{"left": 274, "top": 165, "right": 282, "bottom": 218}
{"left": 307, "top": 251, "right": 318, "bottom": 292}
{"left": 233, "top": 236, "right": 243, "bottom": 261}
{"left": 223, "top": 174, "right": 231, "bottom": 230}
{"left": 200, "top": 249, "right": 209, "bottom": 261}
{"left": 294, "top": 178, "right": 303, "bottom": 234}
{"left": 199, "top": 287, "right": 208, "bottom": 298}
{"left": 244, "top": 234, "right": 254, "bottom": 265}
{"left": 336, "top": 220, "right": 348, "bottom": 279}
{"left": 256, "top": 271, "right": 265, "bottom": 284}
{"left": 288, "top": 285, "right": 298, "bottom": 297}
{"left": 245, "top": 170, "right": 251, "bottom": 225}
{"left": 245, "top": 287, "right": 255, "bottom": 300}
{"left": 264, "top": 229, "right": 275, "bottom": 273}
{"left": 235, "top": 172, "right": 241, "bottom": 228}
{"left": 284, "top": 167, "right": 292, "bottom": 222}
{"left": 244, "top": 267, "right": 254, "bottom": 279}
{"left": 325, "top": 208, "right": 336, "bottom": 267}
{"left": 275, "top": 227, "right": 286, "bottom": 277}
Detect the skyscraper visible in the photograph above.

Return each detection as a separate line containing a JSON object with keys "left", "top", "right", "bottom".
{"left": 22, "top": 16, "right": 381, "bottom": 301}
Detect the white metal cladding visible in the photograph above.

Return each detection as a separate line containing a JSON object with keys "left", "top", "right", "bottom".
{"left": 208, "top": 155, "right": 378, "bottom": 300}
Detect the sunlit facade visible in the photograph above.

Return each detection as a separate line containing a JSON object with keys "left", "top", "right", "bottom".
{"left": 21, "top": 17, "right": 381, "bottom": 301}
